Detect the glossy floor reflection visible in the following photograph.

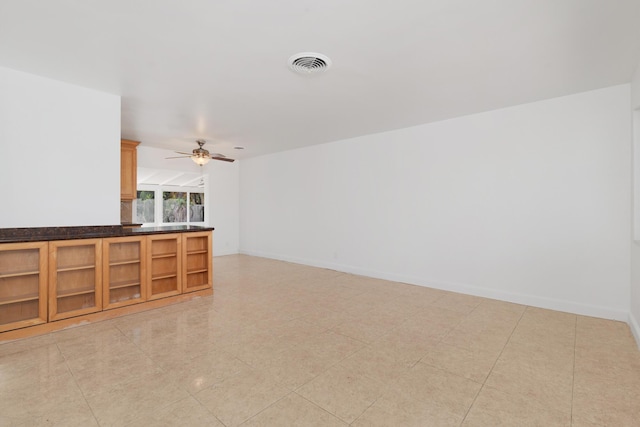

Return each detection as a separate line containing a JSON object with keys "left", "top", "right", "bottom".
{"left": 1, "top": 254, "right": 639, "bottom": 426}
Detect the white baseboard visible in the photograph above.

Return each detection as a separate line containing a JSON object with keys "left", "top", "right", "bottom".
{"left": 240, "top": 249, "right": 629, "bottom": 322}
{"left": 213, "top": 249, "right": 240, "bottom": 257}
{"left": 630, "top": 312, "right": 640, "bottom": 350}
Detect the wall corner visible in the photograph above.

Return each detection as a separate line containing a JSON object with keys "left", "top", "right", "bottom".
{"left": 630, "top": 311, "right": 640, "bottom": 350}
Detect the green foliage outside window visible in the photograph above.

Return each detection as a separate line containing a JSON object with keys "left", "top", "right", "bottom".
{"left": 135, "top": 191, "right": 155, "bottom": 223}
{"left": 163, "top": 192, "right": 187, "bottom": 222}
{"left": 135, "top": 190, "right": 205, "bottom": 224}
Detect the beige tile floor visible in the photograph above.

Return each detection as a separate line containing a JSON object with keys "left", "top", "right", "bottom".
{"left": 1, "top": 254, "right": 639, "bottom": 426}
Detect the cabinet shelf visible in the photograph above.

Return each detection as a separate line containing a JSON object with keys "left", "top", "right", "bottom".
{"left": 109, "top": 279, "right": 141, "bottom": 290}
{"left": 186, "top": 268, "right": 208, "bottom": 275}
{"left": 0, "top": 294, "right": 40, "bottom": 306}
{"left": 57, "top": 287, "right": 95, "bottom": 299}
{"left": 57, "top": 264, "right": 95, "bottom": 273}
{"left": 0, "top": 241, "right": 48, "bottom": 332}
{"left": 151, "top": 273, "right": 177, "bottom": 281}
{"left": 147, "top": 234, "right": 181, "bottom": 300}
{"left": 103, "top": 236, "right": 145, "bottom": 310}
{"left": 109, "top": 259, "right": 140, "bottom": 267}
{"left": 0, "top": 270, "right": 40, "bottom": 279}
{"left": 48, "top": 238, "right": 102, "bottom": 322}
{"left": 181, "top": 232, "right": 211, "bottom": 294}
{"left": 151, "top": 252, "right": 177, "bottom": 259}
{"left": 186, "top": 249, "right": 208, "bottom": 255}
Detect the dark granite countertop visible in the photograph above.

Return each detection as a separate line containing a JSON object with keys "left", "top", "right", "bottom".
{"left": 0, "top": 225, "right": 214, "bottom": 244}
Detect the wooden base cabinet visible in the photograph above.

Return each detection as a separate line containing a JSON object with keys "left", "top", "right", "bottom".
{"left": 147, "top": 234, "right": 182, "bottom": 300}
{"left": 182, "top": 232, "right": 212, "bottom": 293}
{"left": 0, "top": 242, "right": 48, "bottom": 333}
{"left": 1, "top": 230, "right": 212, "bottom": 340}
{"left": 103, "top": 236, "right": 146, "bottom": 310}
{"left": 48, "top": 239, "right": 102, "bottom": 321}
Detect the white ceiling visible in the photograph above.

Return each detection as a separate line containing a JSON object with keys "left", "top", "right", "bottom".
{"left": 137, "top": 167, "right": 203, "bottom": 187}
{"left": 1, "top": 0, "right": 640, "bottom": 159}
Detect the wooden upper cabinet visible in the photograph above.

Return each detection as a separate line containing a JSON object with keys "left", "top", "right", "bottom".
{"left": 121, "top": 139, "right": 140, "bottom": 201}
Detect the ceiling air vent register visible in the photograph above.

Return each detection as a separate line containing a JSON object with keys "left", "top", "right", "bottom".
{"left": 288, "top": 52, "right": 332, "bottom": 74}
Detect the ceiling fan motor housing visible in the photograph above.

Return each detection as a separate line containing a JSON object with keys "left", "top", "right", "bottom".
{"left": 165, "top": 140, "right": 234, "bottom": 163}
{"left": 193, "top": 147, "right": 209, "bottom": 157}
{"left": 193, "top": 139, "right": 209, "bottom": 157}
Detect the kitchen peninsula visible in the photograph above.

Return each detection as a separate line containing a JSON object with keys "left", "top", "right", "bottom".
{"left": 0, "top": 224, "right": 213, "bottom": 341}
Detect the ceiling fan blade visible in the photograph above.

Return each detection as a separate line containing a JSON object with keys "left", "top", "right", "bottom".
{"left": 174, "top": 151, "right": 193, "bottom": 155}
{"left": 165, "top": 155, "right": 191, "bottom": 159}
{"left": 212, "top": 156, "right": 235, "bottom": 163}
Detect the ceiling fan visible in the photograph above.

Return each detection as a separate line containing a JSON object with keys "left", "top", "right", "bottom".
{"left": 166, "top": 139, "right": 235, "bottom": 165}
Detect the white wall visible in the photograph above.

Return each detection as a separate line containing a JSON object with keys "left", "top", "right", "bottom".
{"left": 137, "top": 146, "right": 240, "bottom": 256}
{"left": 0, "top": 66, "right": 120, "bottom": 227}
{"left": 630, "top": 61, "right": 640, "bottom": 346}
{"left": 632, "top": 64, "right": 640, "bottom": 110}
{"left": 241, "top": 85, "right": 632, "bottom": 321}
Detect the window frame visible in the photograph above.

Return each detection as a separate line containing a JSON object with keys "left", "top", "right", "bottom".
{"left": 136, "top": 184, "right": 207, "bottom": 227}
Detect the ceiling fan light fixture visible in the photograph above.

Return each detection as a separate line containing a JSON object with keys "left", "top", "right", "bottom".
{"left": 192, "top": 155, "right": 210, "bottom": 166}
{"left": 166, "top": 140, "right": 235, "bottom": 163}
{"left": 191, "top": 139, "right": 211, "bottom": 165}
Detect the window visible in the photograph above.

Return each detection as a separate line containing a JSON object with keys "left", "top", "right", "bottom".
{"left": 189, "top": 193, "right": 205, "bottom": 222}
{"left": 136, "top": 191, "right": 155, "bottom": 223}
{"left": 163, "top": 192, "right": 187, "bottom": 223}
{"left": 135, "top": 187, "right": 205, "bottom": 226}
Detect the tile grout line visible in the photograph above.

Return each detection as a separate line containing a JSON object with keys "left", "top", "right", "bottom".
{"left": 349, "top": 395, "right": 382, "bottom": 426}
{"left": 59, "top": 324, "right": 190, "bottom": 426}
{"left": 113, "top": 322, "right": 166, "bottom": 374}
{"left": 232, "top": 391, "right": 292, "bottom": 426}
{"left": 293, "top": 390, "right": 355, "bottom": 425}
{"left": 190, "top": 357, "right": 260, "bottom": 427}
{"left": 458, "top": 305, "right": 529, "bottom": 425}
{"left": 238, "top": 392, "right": 291, "bottom": 426}
{"left": 54, "top": 341, "right": 102, "bottom": 426}
{"left": 133, "top": 313, "right": 245, "bottom": 427}
{"left": 288, "top": 276, "right": 401, "bottom": 424}
{"left": 348, "top": 299, "right": 488, "bottom": 425}
{"left": 410, "top": 298, "right": 483, "bottom": 371}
